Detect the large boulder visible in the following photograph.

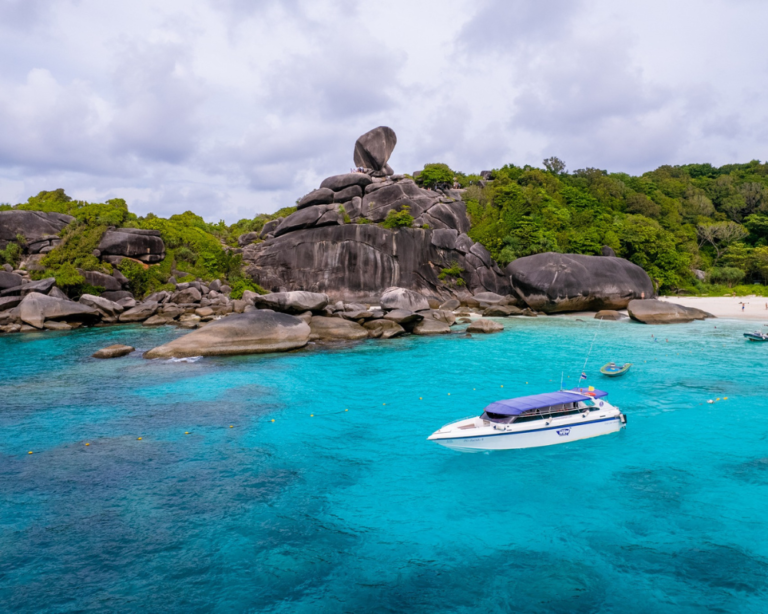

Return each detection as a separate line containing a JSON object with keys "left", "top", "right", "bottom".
{"left": 0, "top": 296, "right": 21, "bottom": 311}
{"left": 18, "top": 293, "right": 100, "bottom": 329}
{"left": 412, "top": 318, "right": 451, "bottom": 335}
{"left": 362, "top": 182, "right": 436, "bottom": 222}
{"left": 98, "top": 228, "right": 165, "bottom": 263}
{"left": 93, "top": 344, "right": 135, "bottom": 359}
{"left": 363, "top": 319, "right": 406, "bottom": 339}
{"left": 383, "top": 309, "right": 423, "bottom": 325}
{"left": 119, "top": 301, "right": 159, "bottom": 322}
{"left": 0, "top": 277, "right": 56, "bottom": 297}
{"left": 170, "top": 287, "right": 202, "bottom": 304}
{"left": 353, "top": 126, "right": 397, "bottom": 171}
{"left": 79, "top": 294, "right": 125, "bottom": 318}
{"left": 0, "top": 210, "right": 74, "bottom": 249}
{"left": 380, "top": 287, "right": 430, "bottom": 312}
{"left": 309, "top": 316, "right": 368, "bottom": 341}
{"left": 627, "top": 299, "right": 713, "bottom": 324}
{"left": 320, "top": 173, "right": 372, "bottom": 192}
{"left": 274, "top": 206, "right": 332, "bottom": 237}
{"left": 0, "top": 271, "right": 22, "bottom": 290}
{"left": 507, "top": 252, "right": 655, "bottom": 313}
{"left": 483, "top": 305, "right": 523, "bottom": 317}
{"left": 81, "top": 270, "right": 122, "bottom": 292}
{"left": 143, "top": 310, "right": 311, "bottom": 358}
{"left": 253, "top": 291, "right": 329, "bottom": 313}
{"left": 297, "top": 188, "right": 334, "bottom": 209}
{"left": 467, "top": 319, "right": 504, "bottom": 333}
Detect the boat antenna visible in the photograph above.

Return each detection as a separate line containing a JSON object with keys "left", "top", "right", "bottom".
{"left": 578, "top": 316, "right": 605, "bottom": 385}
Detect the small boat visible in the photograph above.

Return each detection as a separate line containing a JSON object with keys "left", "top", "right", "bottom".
{"left": 427, "top": 387, "right": 626, "bottom": 452}
{"left": 600, "top": 362, "right": 631, "bottom": 377}
{"left": 744, "top": 332, "right": 768, "bottom": 342}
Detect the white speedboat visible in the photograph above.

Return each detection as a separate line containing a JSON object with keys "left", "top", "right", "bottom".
{"left": 428, "top": 388, "right": 626, "bottom": 452}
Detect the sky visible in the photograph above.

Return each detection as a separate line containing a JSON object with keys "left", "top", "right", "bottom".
{"left": 0, "top": 0, "right": 766, "bottom": 222}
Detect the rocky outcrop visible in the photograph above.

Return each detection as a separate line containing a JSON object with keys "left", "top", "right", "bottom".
{"left": 354, "top": 126, "right": 396, "bottom": 173}
{"left": 143, "top": 310, "right": 311, "bottom": 358}
{"left": 98, "top": 228, "right": 165, "bottom": 264}
{"left": 244, "top": 225, "right": 510, "bottom": 301}
{"left": 0, "top": 210, "right": 74, "bottom": 249}
{"left": 0, "top": 277, "right": 56, "bottom": 297}
{"left": 79, "top": 294, "right": 125, "bottom": 319}
{"left": 18, "top": 293, "right": 100, "bottom": 329}
{"left": 119, "top": 301, "right": 159, "bottom": 322}
{"left": 93, "top": 344, "right": 135, "bottom": 359}
{"left": 627, "top": 299, "right": 714, "bottom": 324}
{"left": 507, "top": 252, "right": 654, "bottom": 313}
{"left": 242, "top": 128, "right": 510, "bottom": 301}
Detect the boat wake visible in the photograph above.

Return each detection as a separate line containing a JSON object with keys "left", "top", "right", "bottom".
{"left": 164, "top": 356, "right": 203, "bottom": 363}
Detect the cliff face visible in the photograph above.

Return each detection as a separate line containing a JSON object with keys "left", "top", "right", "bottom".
{"left": 242, "top": 224, "right": 511, "bottom": 302}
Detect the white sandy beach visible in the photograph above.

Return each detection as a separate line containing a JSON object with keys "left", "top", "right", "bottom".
{"left": 658, "top": 296, "right": 768, "bottom": 322}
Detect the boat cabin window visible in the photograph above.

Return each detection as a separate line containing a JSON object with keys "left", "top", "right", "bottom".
{"left": 482, "top": 411, "right": 515, "bottom": 424}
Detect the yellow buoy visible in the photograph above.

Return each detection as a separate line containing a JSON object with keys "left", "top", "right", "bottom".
{"left": 724, "top": 397, "right": 728, "bottom": 400}
{"left": 419, "top": 397, "right": 422, "bottom": 400}
{"left": 85, "top": 443, "right": 90, "bottom": 446}
{"left": 184, "top": 432, "right": 189, "bottom": 435}
{"left": 137, "top": 437, "right": 142, "bottom": 440}
{"left": 310, "top": 414, "right": 314, "bottom": 417}
{"left": 28, "top": 451, "right": 33, "bottom": 454}
{"left": 345, "top": 409, "right": 348, "bottom": 412}
{"left": 271, "top": 419, "right": 275, "bottom": 422}
{"left": 500, "top": 385, "right": 504, "bottom": 388}
{"left": 447, "top": 393, "right": 450, "bottom": 396}
{"left": 229, "top": 425, "right": 233, "bottom": 428}
{"left": 383, "top": 403, "right": 386, "bottom": 405}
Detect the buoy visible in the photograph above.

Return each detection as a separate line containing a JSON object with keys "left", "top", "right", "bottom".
{"left": 526, "top": 382, "right": 528, "bottom": 384}
{"left": 724, "top": 397, "right": 728, "bottom": 400}
{"left": 271, "top": 419, "right": 275, "bottom": 422}
{"left": 184, "top": 432, "right": 189, "bottom": 435}
{"left": 85, "top": 443, "right": 90, "bottom": 446}
{"left": 383, "top": 403, "right": 386, "bottom": 405}
{"left": 310, "top": 414, "right": 314, "bottom": 417}
{"left": 28, "top": 451, "right": 33, "bottom": 454}
{"left": 345, "top": 409, "right": 348, "bottom": 411}
{"left": 707, "top": 400, "right": 714, "bottom": 404}
{"left": 447, "top": 393, "right": 450, "bottom": 396}
{"left": 716, "top": 397, "right": 721, "bottom": 401}
{"left": 137, "top": 437, "right": 142, "bottom": 440}
{"left": 229, "top": 425, "right": 233, "bottom": 428}
{"left": 500, "top": 385, "right": 504, "bottom": 388}
{"left": 419, "top": 397, "right": 422, "bottom": 400}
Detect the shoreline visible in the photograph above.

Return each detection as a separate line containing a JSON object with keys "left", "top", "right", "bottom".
{"left": 657, "top": 296, "right": 768, "bottom": 322}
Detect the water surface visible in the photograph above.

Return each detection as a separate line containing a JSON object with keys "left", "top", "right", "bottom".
{"left": 1, "top": 317, "right": 767, "bottom": 613}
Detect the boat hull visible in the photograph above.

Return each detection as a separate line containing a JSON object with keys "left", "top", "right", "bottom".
{"left": 431, "top": 416, "right": 624, "bottom": 452}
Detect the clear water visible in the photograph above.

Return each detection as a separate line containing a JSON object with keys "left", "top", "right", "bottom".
{"left": 1, "top": 317, "right": 767, "bottom": 613}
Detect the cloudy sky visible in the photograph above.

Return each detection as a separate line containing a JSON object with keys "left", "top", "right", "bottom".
{"left": 0, "top": 0, "right": 766, "bottom": 222}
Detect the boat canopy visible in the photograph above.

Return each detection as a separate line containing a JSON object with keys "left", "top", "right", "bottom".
{"left": 483, "top": 388, "right": 609, "bottom": 416}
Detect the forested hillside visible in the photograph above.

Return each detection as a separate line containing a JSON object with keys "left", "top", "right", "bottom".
{"left": 451, "top": 159, "right": 768, "bottom": 294}
{"left": 3, "top": 158, "right": 768, "bottom": 299}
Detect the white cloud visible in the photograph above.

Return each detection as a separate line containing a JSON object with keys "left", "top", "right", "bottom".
{"left": 0, "top": 0, "right": 766, "bottom": 220}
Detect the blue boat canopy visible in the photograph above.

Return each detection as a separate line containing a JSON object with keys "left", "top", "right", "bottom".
{"left": 483, "top": 388, "right": 609, "bottom": 416}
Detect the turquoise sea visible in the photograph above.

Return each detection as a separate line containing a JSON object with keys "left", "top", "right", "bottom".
{"left": 1, "top": 316, "right": 767, "bottom": 613}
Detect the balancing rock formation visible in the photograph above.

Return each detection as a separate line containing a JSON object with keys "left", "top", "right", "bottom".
{"left": 242, "top": 127, "right": 510, "bottom": 301}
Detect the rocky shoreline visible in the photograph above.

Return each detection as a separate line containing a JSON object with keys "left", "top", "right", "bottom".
{"left": 0, "top": 126, "right": 715, "bottom": 353}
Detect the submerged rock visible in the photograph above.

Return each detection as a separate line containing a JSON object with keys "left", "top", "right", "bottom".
{"left": 508, "top": 252, "right": 654, "bottom": 313}
{"left": 92, "top": 344, "right": 135, "bottom": 359}
{"left": 627, "top": 299, "right": 714, "bottom": 324}
{"left": 467, "top": 319, "right": 504, "bottom": 333}
{"left": 594, "top": 310, "right": 624, "bottom": 321}
{"left": 144, "top": 310, "right": 310, "bottom": 358}
{"left": 412, "top": 318, "right": 451, "bottom": 335}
